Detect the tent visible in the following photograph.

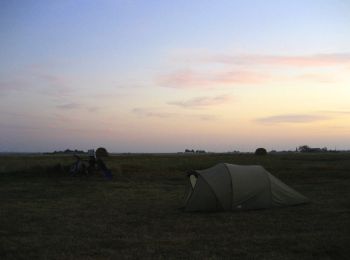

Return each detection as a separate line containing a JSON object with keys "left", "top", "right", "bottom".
{"left": 184, "top": 163, "right": 309, "bottom": 211}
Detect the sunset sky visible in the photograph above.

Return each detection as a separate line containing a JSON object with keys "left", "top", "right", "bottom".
{"left": 1, "top": 0, "right": 350, "bottom": 153}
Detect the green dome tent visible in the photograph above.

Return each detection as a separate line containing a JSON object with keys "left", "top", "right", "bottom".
{"left": 184, "top": 163, "right": 309, "bottom": 211}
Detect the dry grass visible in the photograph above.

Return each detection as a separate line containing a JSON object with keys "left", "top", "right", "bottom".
{"left": 0, "top": 153, "right": 349, "bottom": 259}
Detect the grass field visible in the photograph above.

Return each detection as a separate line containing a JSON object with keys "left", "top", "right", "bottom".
{"left": 1, "top": 153, "right": 349, "bottom": 259}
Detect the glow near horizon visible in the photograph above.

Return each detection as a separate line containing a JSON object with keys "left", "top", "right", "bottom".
{"left": 1, "top": 0, "right": 350, "bottom": 152}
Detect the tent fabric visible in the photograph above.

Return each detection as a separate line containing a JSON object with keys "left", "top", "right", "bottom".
{"left": 185, "top": 176, "right": 220, "bottom": 211}
{"left": 184, "top": 163, "right": 309, "bottom": 211}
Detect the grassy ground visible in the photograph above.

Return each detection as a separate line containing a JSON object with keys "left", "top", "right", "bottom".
{"left": 0, "top": 153, "right": 349, "bottom": 259}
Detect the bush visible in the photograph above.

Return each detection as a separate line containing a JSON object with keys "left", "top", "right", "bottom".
{"left": 96, "top": 147, "right": 109, "bottom": 158}
{"left": 255, "top": 148, "right": 267, "bottom": 155}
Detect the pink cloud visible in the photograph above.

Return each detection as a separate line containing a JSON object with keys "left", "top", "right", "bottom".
{"left": 132, "top": 108, "right": 177, "bottom": 118}
{"left": 56, "top": 102, "right": 99, "bottom": 112}
{"left": 0, "top": 80, "right": 27, "bottom": 95}
{"left": 0, "top": 71, "right": 73, "bottom": 98}
{"left": 158, "top": 69, "right": 268, "bottom": 88}
{"left": 33, "top": 73, "right": 73, "bottom": 98}
{"left": 56, "top": 103, "right": 81, "bottom": 110}
{"left": 195, "top": 53, "right": 350, "bottom": 67}
{"left": 87, "top": 106, "right": 99, "bottom": 112}
{"left": 168, "top": 94, "right": 232, "bottom": 108}
{"left": 52, "top": 113, "right": 76, "bottom": 123}
{"left": 158, "top": 52, "right": 350, "bottom": 89}
{"left": 296, "top": 73, "right": 335, "bottom": 83}
{"left": 256, "top": 114, "right": 331, "bottom": 124}
{"left": 257, "top": 53, "right": 350, "bottom": 67}
{"left": 37, "top": 73, "right": 69, "bottom": 85}
{"left": 132, "top": 107, "right": 217, "bottom": 121}
{"left": 318, "top": 110, "right": 350, "bottom": 115}
{"left": 213, "top": 70, "right": 269, "bottom": 84}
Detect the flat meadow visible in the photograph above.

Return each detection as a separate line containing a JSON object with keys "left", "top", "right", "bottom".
{"left": 1, "top": 153, "right": 349, "bottom": 259}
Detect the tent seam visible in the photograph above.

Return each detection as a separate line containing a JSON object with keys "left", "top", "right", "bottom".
{"left": 266, "top": 170, "right": 273, "bottom": 207}
{"left": 223, "top": 163, "right": 234, "bottom": 210}
{"left": 200, "top": 172, "right": 225, "bottom": 211}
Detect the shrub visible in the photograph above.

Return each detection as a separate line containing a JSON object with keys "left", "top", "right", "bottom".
{"left": 96, "top": 147, "right": 109, "bottom": 158}
{"left": 255, "top": 148, "right": 267, "bottom": 155}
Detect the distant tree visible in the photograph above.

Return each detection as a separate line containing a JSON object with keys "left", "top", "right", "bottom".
{"left": 298, "top": 145, "right": 310, "bottom": 152}
{"left": 50, "top": 149, "right": 85, "bottom": 154}
{"left": 298, "top": 145, "right": 326, "bottom": 153}
{"left": 255, "top": 148, "right": 267, "bottom": 155}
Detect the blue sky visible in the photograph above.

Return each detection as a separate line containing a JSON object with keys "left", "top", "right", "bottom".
{"left": 1, "top": 0, "right": 350, "bottom": 152}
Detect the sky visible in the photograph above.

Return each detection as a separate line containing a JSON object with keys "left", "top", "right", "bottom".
{"left": 1, "top": 0, "right": 350, "bottom": 153}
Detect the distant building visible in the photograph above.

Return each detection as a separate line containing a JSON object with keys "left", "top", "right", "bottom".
{"left": 298, "top": 145, "right": 327, "bottom": 153}
{"left": 184, "top": 149, "right": 206, "bottom": 154}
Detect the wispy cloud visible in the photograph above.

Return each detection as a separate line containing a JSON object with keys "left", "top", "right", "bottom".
{"left": 36, "top": 73, "right": 68, "bottom": 85}
{"left": 87, "top": 106, "right": 99, "bottom": 112}
{"left": 56, "top": 103, "right": 81, "bottom": 110}
{"left": 132, "top": 108, "right": 177, "bottom": 118}
{"left": 132, "top": 107, "right": 217, "bottom": 121}
{"left": 256, "top": 53, "right": 350, "bottom": 67}
{"left": 256, "top": 114, "right": 331, "bottom": 124}
{"left": 318, "top": 110, "right": 350, "bottom": 115}
{"left": 179, "top": 52, "right": 350, "bottom": 67}
{"left": 168, "top": 94, "right": 232, "bottom": 108}
{"left": 33, "top": 72, "right": 73, "bottom": 98}
{"left": 295, "top": 73, "right": 335, "bottom": 83}
{"left": 0, "top": 80, "right": 27, "bottom": 95}
{"left": 158, "top": 52, "right": 350, "bottom": 89}
{"left": 56, "top": 102, "right": 99, "bottom": 112}
{"left": 158, "top": 69, "right": 268, "bottom": 88}
{"left": 0, "top": 72, "right": 73, "bottom": 98}
{"left": 0, "top": 123, "right": 42, "bottom": 131}
{"left": 198, "top": 114, "right": 217, "bottom": 121}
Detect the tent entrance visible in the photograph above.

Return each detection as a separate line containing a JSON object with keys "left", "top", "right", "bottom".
{"left": 190, "top": 174, "right": 197, "bottom": 188}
